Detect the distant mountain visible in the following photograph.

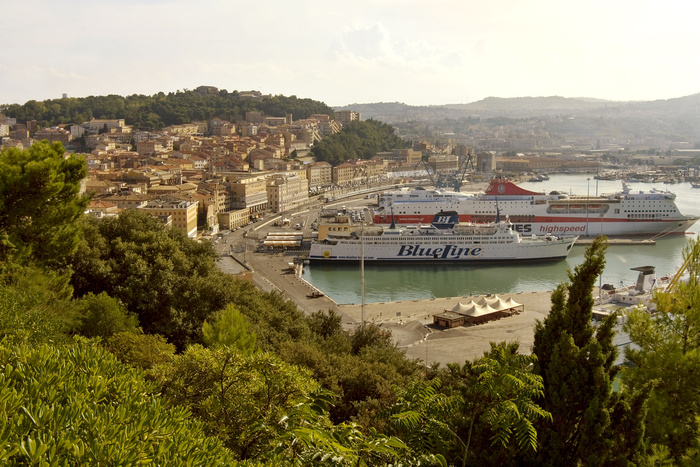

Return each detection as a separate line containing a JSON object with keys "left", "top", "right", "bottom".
{"left": 335, "top": 94, "right": 700, "bottom": 144}
{"left": 335, "top": 94, "right": 700, "bottom": 122}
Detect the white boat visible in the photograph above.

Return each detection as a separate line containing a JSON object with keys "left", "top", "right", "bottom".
{"left": 309, "top": 211, "right": 577, "bottom": 262}
{"left": 373, "top": 178, "right": 699, "bottom": 237}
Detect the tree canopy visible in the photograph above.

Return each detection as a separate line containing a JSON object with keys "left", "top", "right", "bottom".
{"left": 623, "top": 237, "right": 700, "bottom": 461}
{"left": 0, "top": 141, "right": 89, "bottom": 268}
{"left": 532, "top": 236, "right": 647, "bottom": 466}
{"left": 3, "top": 90, "right": 334, "bottom": 131}
{"left": 310, "top": 120, "right": 410, "bottom": 166}
{"left": 0, "top": 340, "right": 239, "bottom": 466}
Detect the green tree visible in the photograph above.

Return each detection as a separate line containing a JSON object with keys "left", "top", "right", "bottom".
{"left": 310, "top": 119, "right": 409, "bottom": 165}
{"left": 532, "top": 236, "right": 647, "bottom": 465}
{"left": 104, "top": 331, "right": 176, "bottom": 370}
{"left": 623, "top": 237, "right": 700, "bottom": 460}
{"left": 202, "top": 303, "right": 257, "bottom": 353}
{"left": 74, "top": 291, "right": 140, "bottom": 339}
{"left": 0, "top": 265, "right": 77, "bottom": 345}
{"left": 68, "top": 210, "right": 238, "bottom": 348}
{"left": 382, "top": 378, "right": 455, "bottom": 463}
{"left": 307, "top": 309, "right": 343, "bottom": 339}
{"left": 456, "top": 342, "right": 550, "bottom": 466}
{"left": 0, "top": 340, "right": 238, "bottom": 465}
{"left": 271, "top": 389, "right": 433, "bottom": 466}
{"left": 0, "top": 141, "right": 89, "bottom": 268}
{"left": 148, "top": 344, "right": 319, "bottom": 460}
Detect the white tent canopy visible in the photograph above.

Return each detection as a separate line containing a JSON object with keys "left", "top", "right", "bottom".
{"left": 446, "top": 295, "right": 523, "bottom": 317}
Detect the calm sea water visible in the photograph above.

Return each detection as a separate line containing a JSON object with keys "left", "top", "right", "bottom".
{"left": 302, "top": 175, "right": 700, "bottom": 305}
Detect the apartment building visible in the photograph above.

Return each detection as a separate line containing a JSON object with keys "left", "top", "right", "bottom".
{"left": 137, "top": 197, "right": 198, "bottom": 238}
{"left": 72, "top": 119, "right": 126, "bottom": 137}
{"left": 226, "top": 174, "right": 268, "bottom": 214}
{"left": 306, "top": 161, "right": 333, "bottom": 189}
{"left": 266, "top": 174, "right": 309, "bottom": 213}
{"left": 332, "top": 162, "right": 356, "bottom": 187}
{"left": 429, "top": 154, "right": 459, "bottom": 174}
{"left": 218, "top": 207, "right": 251, "bottom": 230}
{"left": 34, "top": 127, "right": 71, "bottom": 145}
{"left": 335, "top": 110, "right": 360, "bottom": 126}
{"left": 197, "top": 181, "right": 228, "bottom": 213}
{"left": 164, "top": 123, "right": 200, "bottom": 136}
{"left": 101, "top": 193, "right": 154, "bottom": 209}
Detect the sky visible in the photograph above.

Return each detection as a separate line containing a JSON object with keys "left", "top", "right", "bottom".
{"left": 2, "top": 0, "right": 699, "bottom": 107}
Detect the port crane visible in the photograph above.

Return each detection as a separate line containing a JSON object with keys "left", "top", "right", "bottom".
{"left": 414, "top": 152, "right": 474, "bottom": 191}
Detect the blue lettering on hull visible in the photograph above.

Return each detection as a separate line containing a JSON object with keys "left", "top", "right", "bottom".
{"left": 397, "top": 244, "right": 482, "bottom": 259}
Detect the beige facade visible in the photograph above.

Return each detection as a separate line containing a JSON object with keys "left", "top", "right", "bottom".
{"left": 498, "top": 157, "right": 564, "bottom": 172}
{"left": 227, "top": 174, "right": 268, "bottom": 213}
{"left": 335, "top": 110, "right": 360, "bottom": 126}
{"left": 306, "top": 161, "right": 332, "bottom": 189}
{"left": 85, "top": 119, "right": 126, "bottom": 134}
{"left": 266, "top": 174, "right": 309, "bottom": 213}
{"left": 101, "top": 193, "right": 154, "bottom": 209}
{"left": 34, "top": 128, "right": 71, "bottom": 145}
{"left": 164, "top": 123, "right": 200, "bottom": 136}
{"left": 332, "top": 163, "right": 355, "bottom": 186}
{"left": 430, "top": 154, "right": 459, "bottom": 174}
{"left": 218, "top": 207, "right": 251, "bottom": 230}
{"left": 197, "top": 181, "right": 228, "bottom": 214}
{"left": 363, "top": 160, "right": 387, "bottom": 178}
{"left": 137, "top": 197, "right": 198, "bottom": 238}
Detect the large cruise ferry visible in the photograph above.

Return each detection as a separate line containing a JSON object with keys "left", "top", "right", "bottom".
{"left": 309, "top": 211, "right": 577, "bottom": 262}
{"left": 373, "top": 178, "right": 699, "bottom": 237}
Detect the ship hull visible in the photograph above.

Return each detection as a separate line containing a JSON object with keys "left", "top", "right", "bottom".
{"left": 373, "top": 213, "right": 697, "bottom": 237}
{"left": 373, "top": 180, "right": 699, "bottom": 237}
{"left": 309, "top": 237, "right": 576, "bottom": 262}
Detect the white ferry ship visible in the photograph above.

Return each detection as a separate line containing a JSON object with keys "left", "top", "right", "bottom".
{"left": 309, "top": 211, "right": 577, "bottom": 262}
{"left": 373, "top": 178, "right": 699, "bottom": 237}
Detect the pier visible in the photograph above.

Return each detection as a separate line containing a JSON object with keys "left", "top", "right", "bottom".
{"left": 576, "top": 237, "right": 656, "bottom": 245}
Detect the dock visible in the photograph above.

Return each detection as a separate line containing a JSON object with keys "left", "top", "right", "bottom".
{"left": 576, "top": 237, "right": 656, "bottom": 245}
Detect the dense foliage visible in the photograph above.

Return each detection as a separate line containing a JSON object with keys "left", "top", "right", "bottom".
{"left": 0, "top": 141, "right": 89, "bottom": 269}
{"left": 3, "top": 140, "right": 700, "bottom": 464}
{"left": 0, "top": 340, "right": 239, "bottom": 466}
{"left": 310, "top": 119, "right": 410, "bottom": 166}
{"left": 623, "top": 237, "right": 700, "bottom": 462}
{"left": 3, "top": 89, "right": 334, "bottom": 131}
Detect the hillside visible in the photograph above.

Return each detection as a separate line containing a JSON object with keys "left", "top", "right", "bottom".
{"left": 335, "top": 94, "right": 700, "bottom": 143}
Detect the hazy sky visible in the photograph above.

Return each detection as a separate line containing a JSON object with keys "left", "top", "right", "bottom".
{"left": 2, "top": 0, "right": 698, "bottom": 107}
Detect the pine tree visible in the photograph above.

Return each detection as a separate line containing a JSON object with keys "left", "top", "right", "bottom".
{"left": 0, "top": 141, "right": 89, "bottom": 268}
{"left": 531, "top": 236, "right": 647, "bottom": 465}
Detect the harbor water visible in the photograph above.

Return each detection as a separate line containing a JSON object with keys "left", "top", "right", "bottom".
{"left": 302, "top": 175, "right": 700, "bottom": 305}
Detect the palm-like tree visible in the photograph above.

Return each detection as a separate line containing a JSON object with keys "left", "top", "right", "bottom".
{"left": 463, "top": 341, "right": 551, "bottom": 466}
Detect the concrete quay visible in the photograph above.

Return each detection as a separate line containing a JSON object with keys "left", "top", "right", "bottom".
{"left": 238, "top": 246, "right": 556, "bottom": 366}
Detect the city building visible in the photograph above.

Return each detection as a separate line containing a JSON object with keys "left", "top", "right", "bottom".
{"left": 335, "top": 110, "right": 360, "bottom": 126}
{"left": 266, "top": 174, "right": 309, "bottom": 213}
{"left": 226, "top": 174, "right": 268, "bottom": 214}
{"left": 306, "top": 161, "right": 332, "bottom": 190}
{"left": 137, "top": 196, "right": 198, "bottom": 238}
{"left": 332, "top": 162, "right": 356, "bottom": 187}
